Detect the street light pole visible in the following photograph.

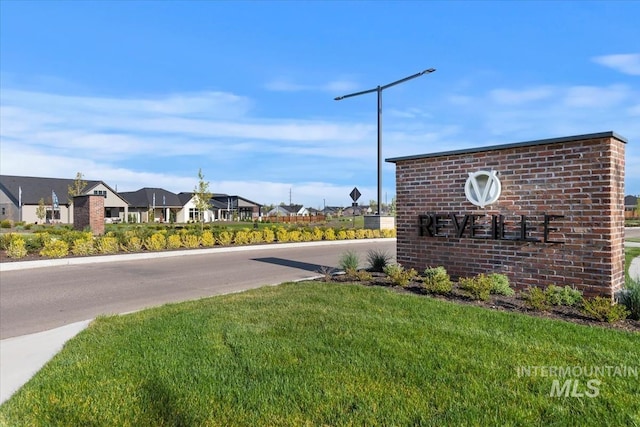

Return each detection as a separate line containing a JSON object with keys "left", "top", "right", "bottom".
{"left": 335, "top": 68, "right": 435, "bottom": 217}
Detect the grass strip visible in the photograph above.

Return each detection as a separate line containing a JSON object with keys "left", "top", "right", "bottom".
{"left": 1, "top": 282, "right": 638, "bottom": 426}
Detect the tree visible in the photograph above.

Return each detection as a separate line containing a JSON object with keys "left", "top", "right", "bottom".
{"left": 68, "top": 172, "right": 87, "bottom": 201}
{"left": 36, "top": 198, "right": 46, "bottom": 223}
{"left": 193, "top": 168, "right": 212, "bottom": 229}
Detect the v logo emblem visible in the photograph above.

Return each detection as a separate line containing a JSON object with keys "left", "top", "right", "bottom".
{"left": 465, "top": 171, "right": 501, "bottom": 208}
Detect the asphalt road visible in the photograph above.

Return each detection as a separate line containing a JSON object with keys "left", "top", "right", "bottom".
{"left": 0, "top": 240, "right": 396, "bottom": 339}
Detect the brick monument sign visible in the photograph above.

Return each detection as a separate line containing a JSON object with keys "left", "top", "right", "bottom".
{"left": 73, "top": 194, "right": 105, "bottom": 235}
{"left": 387, "top": 132, "right": 626, "bottom": 297}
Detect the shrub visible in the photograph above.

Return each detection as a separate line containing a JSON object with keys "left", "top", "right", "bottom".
{"left": 423, "top": 266, "right": 453, "bottom": 295}
{"left": 0, "top": 233, "right": 12, "bottom": 250}
{"left": 300, "top": 230, "right": 313, "bottom": 242}
{"left": 275, "top": 227, "right": 290, "bottom": 243}
{"left": 355, "top": 229, "right": 367, "bottom": 239}
{"left": 96, "top": 236, "right": 119, "bottom": 254}
{"left": 312, "top": 227, "right": 324, "bottom": 241}
{"left": 489, "top": 273, "right": 515, "bottom": 296}
{"left": 216, "top": 231, "right": 233, "bottom": 246}
{"left": 40, "top": 239, "right": 69, "bottom": 258}
{"left": 201, "top": 231, "right": 215, "bottom": 247}
{"left": 324, "top": 228, "right": 336, "bottom": 241}
{"left": 234, "top": 230, "right": 250, "bottom": 245}
{"left": 262, "top": 228, "right": 275, "bottom": 243}
{"left": 381, "top": 228, "right": 396, "bottom": 238}
{"left": 544, "top": 285, "right": 583, "bottom": 307}
{"left": 524, "top": 287, "right": 550, "bottom": 311}
{"left": 350, "top": 269, "right": 373, "bottom": 281}
{"left": 339, "top": 250, "right": 360, "bottom": 274}
{"left": 0, "top": 219, "right": 12, "bottom": 229}
{"left": 123, "top": 236, "right": 143, "bottom": 252}
{"left": 366, "top": 249, "right": 392, "bottom": 272}
{"left": 345, "top": 230, "right": 356, "bottom": 240}
{"left": 288, "top": 230, "right": 302, "bottom": 242}
{"left": 458, "top": 274, "right": 492, "bottom": 301}
{"left": 182, "top": 234, "right": 200, "bottom": 248}
{"left": 6, "top": 234, "right": 27, "bottom": 258}
{"left": 383, "top": 264, "right": 418, "bottom": 287}
{"left": 249, "top": 230, "right": 263, "bottom": 244}
{"left": 582, "top": 297, "right": 629, "bottom": 323}
{"left": 336, "top": 230, "right": 348, "bottom": 240}
{"left": 618, "top": 277, "right": 640, "bottom": 320}
{"left": 72, "top": 237, "right": 95, "bottom": 256}
{"left": 166, "top": 234, "right": 182, "bottom": 249}
{"left": 145, "top": 233, "right": 166, "bottom": 251}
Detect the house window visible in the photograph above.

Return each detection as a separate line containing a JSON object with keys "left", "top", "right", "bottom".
{"left": 93, "top": 190, "right": 107, "bottom": 197}
{"left": 189, "top": 208, "right": 202, "bottom": 221}
{"left": 1, "top": 207, "right": 5, "bottom": 215}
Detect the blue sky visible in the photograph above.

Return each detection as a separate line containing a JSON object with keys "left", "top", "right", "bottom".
{"left": 1, "top": 1, "right": 638, "bottom": 209}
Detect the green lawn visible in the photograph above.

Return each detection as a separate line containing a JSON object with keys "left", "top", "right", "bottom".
{"left": 1, "top": 282, "right": 638, "bottom": 426}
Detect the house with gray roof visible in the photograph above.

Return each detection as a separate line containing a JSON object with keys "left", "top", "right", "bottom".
{"left": 119, "top": 188, "right": 183, "bottom": 223}
{"left": 0, "top": 175, "right": 129, "bottom": 224}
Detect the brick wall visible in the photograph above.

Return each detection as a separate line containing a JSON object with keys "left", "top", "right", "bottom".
{"left": 387, "top": 132, "right": 627, "bottom": 297}
{"left": 73, "top": 195, "right": 105, "bottom": 235}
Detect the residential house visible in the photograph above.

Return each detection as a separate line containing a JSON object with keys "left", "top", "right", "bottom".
{"left": 625, "top": 195, "right": 639, "bottom": 218}
{"left": 119, "top": 188, "right": 183, "bottom": 223}
{"left": 211, "top": 194, "right": 262, "bottom": 221}
{"left": 267, "top": 204, "right": 308, "bottom": 217}
{"left": 0, "top": 175, "right": 129, "bottom": 224}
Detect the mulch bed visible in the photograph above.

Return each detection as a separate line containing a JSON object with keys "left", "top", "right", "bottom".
{"left": 329, "top": 272, "right": 640, "bottom": 333}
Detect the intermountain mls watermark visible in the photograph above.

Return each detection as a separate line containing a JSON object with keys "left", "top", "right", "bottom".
{"left": 517, "top": 365, "right": 638, "bottom": 398}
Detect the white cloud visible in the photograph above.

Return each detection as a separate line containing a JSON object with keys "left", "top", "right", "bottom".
{"left": 489, "top": 86, "right": 554, "bottom": 105}
{"left": 264, "top": 78, "right": 358, "bottom": 93}
{"left": 592, "top": 53, "right": 640, "bottom": 76}
{"left": 562, "top": 84, "right": 630, "bottom": 108}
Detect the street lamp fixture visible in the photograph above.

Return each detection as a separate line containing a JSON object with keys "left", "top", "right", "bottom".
{"left": 334, "top": 68, "right": 435, "bottom": 216}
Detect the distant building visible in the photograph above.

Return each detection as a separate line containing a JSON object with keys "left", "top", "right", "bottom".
{"left": 0, "top": 175, "right": 128, "bottom": 224}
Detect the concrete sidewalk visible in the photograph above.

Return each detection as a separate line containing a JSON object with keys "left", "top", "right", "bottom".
{"left": 1, "top": 320, "right": 91, "bottom": 404}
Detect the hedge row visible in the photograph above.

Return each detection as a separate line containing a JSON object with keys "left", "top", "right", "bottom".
{"left": 2, "top": 226, "right": 396, "bottom": 259}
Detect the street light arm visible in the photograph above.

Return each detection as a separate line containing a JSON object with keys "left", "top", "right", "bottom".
{"left": 334, "top": 86, "right": 379, "bottom": 101}
{"left": 333, "top": 68, "right": 435, "bottom": 100}
{"left": 380, "top": 68, "right": 435, "bottom": 90}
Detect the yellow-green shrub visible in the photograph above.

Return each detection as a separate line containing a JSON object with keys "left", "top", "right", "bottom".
{"left": 300, "top": 230, "right": 313, "bottom": 242}
{"left": 324, "top": 228, "right": 336, "bottom": 241}
{"left": 40, "top": 239, "right": 69, "bottom": 258}
{"left": 371, "top": 229, "right": 382, "bottom": 238}
{"left": 216, "top": 231, "right": 233, "bottom": 246}
{"left": 234, "top": 229, "right": 250, "bottom": 245}
{"left": 201, "top": 231, "right": 215, "bottom": 247}
{"left": 276, "top": 227, "right": 290, "bottom": 243}
{"left": 96, "top": 236, "right": 119, "bottom": 254}
{"left": 249, "top": 230, "right": 263, "bottom": 244}
{"left": 145, "top": 233, "right": 166, "bottom": 251}
{"left": 381, "top": 228, "right": 396, "bottom": 238}
{"left": 6, "top": 234, "right": 27, "bottom": 258}
{"left": 355, "top": 229, "right": 367, "bottom": 239}
{"left": 312, "top": 227, "right": 324, "bottom": 241}
{"left": 167, "top": 234, "right": 182, "bottom": 249}
{"left": 182, "top": 234, "right": 200, "bottom": 248}
{"left": 123, "top": 236, "right": 143, "bottom": 252}
{"left": 72, "top": 237, "right": 95, "bottom": 256}
{"left": 336, "top": 230, "right": 348, "bottom": 240}
{"left": 288, "top": 230, "right": 301, "bottom": 242}
{"left": 262, "top": 228, "right": 275, "bottom": 243}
